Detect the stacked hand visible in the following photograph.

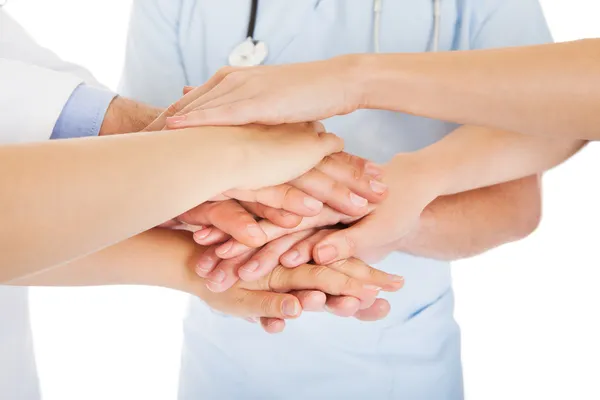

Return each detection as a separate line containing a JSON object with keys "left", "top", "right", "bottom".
{"left": 199, "top": 257, "right": 402, "bottom": 333}
{"left": 176, "top": 154, "right": 444, "bottom": 332}
{"left": 149, "top": 72, "right": 448, "bottom": 331}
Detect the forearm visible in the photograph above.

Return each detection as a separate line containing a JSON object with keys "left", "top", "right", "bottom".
{"left": 0, "top": 127, "right": 239, "bottom": 281}
{"left": 401, "top": 125, "right": 583, "bottom": 197}
{"left": 395, "top": 176, "right": 541, "bottom": 261}
{"left": 355, "top": 39, "right": 600, "bottom": 140}
{"left": 6, "top": 228, "right": 207, "bottom": 299}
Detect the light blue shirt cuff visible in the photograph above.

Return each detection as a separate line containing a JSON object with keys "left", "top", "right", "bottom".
{"left": 51, "top": 84, "right": 117, "bottom": 140}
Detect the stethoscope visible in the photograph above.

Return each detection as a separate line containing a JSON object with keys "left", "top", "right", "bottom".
{"left": 229, "top": 0, "right": 442, "bottom": 67}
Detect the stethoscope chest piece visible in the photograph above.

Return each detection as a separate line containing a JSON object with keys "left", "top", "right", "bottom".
{"left": 228, "top": 37, "right": 268, "bottom": 67}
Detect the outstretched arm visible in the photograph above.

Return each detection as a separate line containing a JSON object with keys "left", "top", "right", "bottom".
{"left": 0, "top": 123, "right": 341, "bottom": 281}
{"left": 360, "top": 40, "right": 600, "bottom": 140}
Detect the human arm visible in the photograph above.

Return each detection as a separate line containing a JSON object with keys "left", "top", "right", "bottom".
{"left": 7, "top": 228, "right": 395, "bottom": 332}
{"left": 0, "top": 123, "right": 342, "bottom": 282}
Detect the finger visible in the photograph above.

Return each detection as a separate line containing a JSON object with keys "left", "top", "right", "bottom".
{"left": 193, "top": 227, "right": 230, "bottom": 246}
{"left": 353, "top": 298, "right": 391, "bottom": 322}
{"left": 317, "top": 131, "right": 345, "bottom": 158}
{"left": 167, "top": 99, "right": 260, "bottom": 127}
{"left": 288, "top": 168, "right": 369, "bottom": 217}
{"left": 290, "top": 290, "right": 327, "bottom": 312}
{"left": 205, "top": 250, "right": 256, "bottom": 293}
{"left": 227, "top": 184, "right": 324, "bottom": 217}
{"left": 259, "top": 317, "right": 286, "bottom": 334}
{"left": 214, "top": 206, "right": 344, "bottom": 260}
{"left": 325, "top": 258, "right": 404, "bottom": 293}
{"left": 316, "top": 153, "right": 389, "bottom": 204}
{"left": 261, "top": 264, "right": 379, "bottom": 300}
{"left": 238, "top": 229, "right": 317, "bottom": 282}
{"left": 183, "top": 85, "right": 195, "bottom": 95}
{"left": 194, "top": 245, "right": 221, "bottom": 278}
{"left": 234, "top": 290, "right": 301, "bottom": 319}
{"left": 324, "top": 296, "right": 361, "bottom": 317}
{"left": 152, "top": 68, "right": 237, "bottom": 130}
{"left": 312, "top": 216, "right": 381, "bottom": 265}
{"left": 329, "top": 152, "right": 386, "bottom": 180}
{"left": 179, "top": 201, "right": 267, "bottom": 248}
{"left": 280, "top": 229, "right": 334, "bottom": 268}
{"left": 240, "top": 201, "right": 302, "bottom": 229}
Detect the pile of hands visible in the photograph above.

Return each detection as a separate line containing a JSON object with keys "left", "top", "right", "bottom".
{"left": 146, "top": 63, "right": 445, "bottom": 333}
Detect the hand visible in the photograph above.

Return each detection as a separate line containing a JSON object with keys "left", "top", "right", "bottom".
{"left": 194, "top": 205, "right": 364, "bottom": 282}
{"left": 202, "top": 257, "right": 401, "bottom": 333}
{"left": 218, "top": 152, "right": 388, "bottom": 217}
{"left": 100, "top": 96, "right": 163, "bottom": 135}
{"left": 146, "top": 56, "right": 361, "bottom": 129}
{"left": 306, "top": 154, "right": 443, "bottom": 264}
{"left": 214, "top": 122, "right": 345, "bottom": 195}
{"left": 160, "top": 151, "right": 387, "bottom": 248}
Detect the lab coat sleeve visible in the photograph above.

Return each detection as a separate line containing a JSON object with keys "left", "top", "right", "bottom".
{"left": 0, "top": 58, "right": 83, "bottom": 144}
{"left": 470, "top": 0, "right": 553, "bottom": 48}
{"left": 0, "top": 9, "right": 104, "bottom": 88}
{"left": 119, "top": 0, "right": 187, "bottom": 107}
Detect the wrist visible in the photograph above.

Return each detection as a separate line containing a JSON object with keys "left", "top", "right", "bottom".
{"left": 344, "top": 53, "right": 424, "bottom": 113}
{"left": 100, "top": 96, "right": 163, "bottom": 136}
{"left": 387, "top": 152, "right": 449, "bottom": 199}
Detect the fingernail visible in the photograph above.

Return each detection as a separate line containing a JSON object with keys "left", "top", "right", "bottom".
{"left": 390, "top": 275, "right": 404, "bottom": 283}
{"left": 194, "top": 228, "right": 211, "bottom": 240}
{"left": 365, "top": 163, "right": 384, "bottom": 178}
{"left": 283, "top": 299, "right": 300, "bottom": 317}
{"left": 316, "top": 245, "right": 338, "bottom": 264}
{"left": 246, "top": 224, "right": 263, "bottom": 238}
{"left": 216, "top": 241, "right": 233, "bottom": 256}
{"left": 303, "top": 197, "right": 323, "bottom": 212}
{"left": 241, "top": 260, "right": 260, "bottom": 273}
{"left": 349, "top": 193, "right": 368, "bottom": 207}
{"left": 283, "top": 250, "right": 300, "bottom": 263}
{"left": 369, "top": 180, "right": 388, "bottom": 194}
{"left": 208, "top": 270, "right": 226, "bottom": 284}
{"left": 364, "top": 285, "right": 382, "bottom": 291}
{"left": 166, "top": 115, "right": 186, "bottom": 125}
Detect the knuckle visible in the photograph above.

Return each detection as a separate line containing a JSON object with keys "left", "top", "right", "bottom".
{"left": 267, "top": 266, "right": 286, "bottom": 292}
{"left": 280, "top": 185, "right": 295, "bottom": 206}
{"left": 223, "top": 71, "right": 244, "bottom": 85}
{"left": 343, "top": 233, "right": 358, "bottom": 254}
{"left": 259, "top": 294, "right": 277, "bottom": 315}
{"left": 319, "top": 155, "right": 334, "bottom": 169}
{"left": 216, "top": 66, "right": 234, "bottom": 78}
{"left": 166, "top": 102, "right": 181, "bottom": 117}
{"left": 352, "top": 166, "right": 363, "bottom": 182}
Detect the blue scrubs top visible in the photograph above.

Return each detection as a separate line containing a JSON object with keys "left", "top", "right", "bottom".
{"left": 120, "top": 1, "right": 552, "bottom": 398}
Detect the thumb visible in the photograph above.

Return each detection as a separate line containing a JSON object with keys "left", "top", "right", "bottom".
{"left": 312, "top": 215, "right": 383, "bottom": 265}
{"left": 315, "top": 131, "right": 344, "bottom": 158}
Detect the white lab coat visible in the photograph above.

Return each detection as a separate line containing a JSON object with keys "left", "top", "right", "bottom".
{"left": 0, "top": 7, "right": 102, "bottom": 399}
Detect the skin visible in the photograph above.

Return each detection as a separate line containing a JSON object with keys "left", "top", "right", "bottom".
{"left": 7, "top": 228, "right": 402, "bottom": 333}
{"left": 0, "top": 122, "right": 343, "bottom": 281}
{"left": 154, "top": 52, "right": 586, "bottom": 272}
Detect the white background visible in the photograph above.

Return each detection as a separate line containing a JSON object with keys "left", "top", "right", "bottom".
{"left": 5, "top": 0, "right": 600, "bottom": 399}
